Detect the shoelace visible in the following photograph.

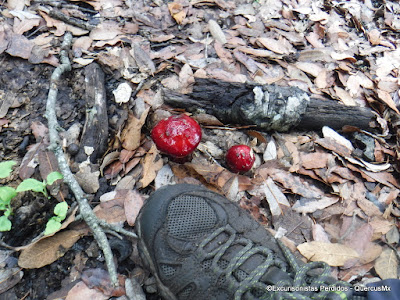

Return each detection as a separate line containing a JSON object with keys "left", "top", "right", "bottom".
{"left": 198, "top": 224, "right": 352, "bottom": 300}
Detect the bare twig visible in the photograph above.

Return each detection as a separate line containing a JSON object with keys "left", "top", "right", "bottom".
{"left": 45, "top": 32, "right": 119, "bottom": 286}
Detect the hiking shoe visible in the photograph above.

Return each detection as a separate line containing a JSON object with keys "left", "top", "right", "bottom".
{"left": 135, "top": 184, "right": 354, "bottom": 300}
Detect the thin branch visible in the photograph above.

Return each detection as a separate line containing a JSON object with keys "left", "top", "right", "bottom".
{"left": 45, "top": 32, "right": 118, "bottom": 286}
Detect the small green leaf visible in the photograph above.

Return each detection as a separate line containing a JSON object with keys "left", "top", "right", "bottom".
{"left": 0, "top": 161, "right": 16, "bottom": 179}
{"left": 17, "top": 178, "right": 46, "bottom": 195}
{"left": 44, "top": 218, "right": 62, "bottom": 235}
{"left": 46, "top": 172, "right": 63, "bottom": 186}
{"left": 0, "top": 215, "right": 12, "bottom": 231}
{"left": 0, "top": 186, "right": 17, "bottom": 206}
{"left": 54, "top": 202, "right": 68, "bottom": 220}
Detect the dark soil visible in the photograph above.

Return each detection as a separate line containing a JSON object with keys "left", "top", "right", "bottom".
{"left": 0, "top": 56, "right": 145, "bottom": 300}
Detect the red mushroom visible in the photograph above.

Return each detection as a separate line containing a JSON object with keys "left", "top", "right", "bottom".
{"left": 226, "top": 145, "right": 255, "bottom": 173}
{"left": 151, "top": 114, "right": 202, "bottom": 158}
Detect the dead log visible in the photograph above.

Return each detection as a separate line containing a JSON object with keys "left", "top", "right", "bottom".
{"left": 163, "top": 78, "right": 375, "bottom": 131}
{"left": 75, "top": 63, "right": 109, "bottom": 163}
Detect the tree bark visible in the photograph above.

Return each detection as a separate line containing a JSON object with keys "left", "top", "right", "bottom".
{"left": 163, "top": 78, "right": 374, "bottom": 131}
{"left": 75, "top": 63, "right": 109, "bottom": 163}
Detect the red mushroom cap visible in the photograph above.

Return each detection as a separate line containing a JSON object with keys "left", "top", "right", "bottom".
{"left": 226, "top": 145, "right": 255, "bottom": 173}
{"left": 151, "top": 114, "right": 202, "bottom": 158}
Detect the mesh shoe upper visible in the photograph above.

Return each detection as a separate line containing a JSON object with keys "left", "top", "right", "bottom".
{"left": 135, "top": 184, "right": 353, "bottom": 300}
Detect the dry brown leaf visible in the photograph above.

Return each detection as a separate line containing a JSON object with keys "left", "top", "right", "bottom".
{"left": 249, "top": 178, "right": 290, "bottom": 217}
{"left": 124, "top": 189, "right": 144, "bottom": 226}
{"left": 297, "top": 241, "right": 359, "bottom": 266}
{"left": 100, "top": 190, "right": 126, "bottom": 208}
{"left": 139, "top": 144, "right": 163, "bottom": 188}
{"left": 374, "top": 248, "right": 399, "bottom": 280}
{"left": 66, "top": 281, "right": 108, "bottom": 300}
{"left": 18, "top": 230, "right": 83, "bottom": 269}
{"left": 89, "top": 21, "right": 123, "bottom": 40}
{"left": 360, "top": 169, "right": 400, "bottom": 189}
{"left": 359, "top": 243, "right": 382, "bottom": 265}
{"left": 333, "top": 86, "right": 356, "bottom": 106}
{"left": 292, "top": 196, "right": 339, "bottom": 214}
{"left": 357, "top": 197, "right": 382, "bottom": 217}
{"left": 233, "top": 50, "right": 258, "bottom": 75}
{"left": 312, "top": 224, "right": 330, "bottom": 243}
{"left": 377, "top": 77, "right": 398, "bottom": 93}
{"left": 75, "top": 162, "right": 100, "bottom": 194}
{"left": 119, "top": 149, "right": 136, "bottom": 164}
{"left": 193, "top": 113, "right": 224, "bottom": 126}
{"left": 257, "top": 37, "right": 292, "bottom": 55}
{"left": 73, "top": 36, "right": 93, "bottom": 52}
{"left": 376, "top": 89, "right": 400, "bottom": 114}
{"left": 368, "top": 29, "right": 381, "bottom": 45}
{"left": 314, "top": 69, "right": 328, "bottom": 89}
{"left": 100, "top": 151, "right": 120, "bottom": 176}
{"left": 341, "top": 222, "right": 382, "bottom": 267}
{"left": 12, "top": 16, "right": 41, "bottom": 35}
{"left": 121, "top": 109, "right": 150, "bottom": 151}
{"left": 19, "top": 143, "right": 42, "bottom": 180}
{"left": 103, "top": 160, "right": 124, "bottom": 179}
{"left": 339, "top": 262, "right": 374, "bottom": 282}
{"left": 300, "top": 152, "right": 332, "bottom": 169}
{"left": 94, "top": 204, "right": 127, "bottom": 224}
{"left": 295, "top": 62, "right": 322, "bottom": 78}
{"left": 5, "top": 34, "right": 34, "bottom": 60}
{"left": 315, "top": 137, "right": 352, "bottom": 157}
{"left": 369, "top": 216, "right": 394, "bottom": 240}
{"left": 236, "top": 46, "right": 278, "bottom": 58}
{"left": 132, "top": 43, "right": 156, "bottom": 74}
{"left": 178, "top": 63, "right": 194, "bottom": 93}
{"left": 168, "top": 2, "right": 187, "bottom": 25}
{"left": 149, "top": 34, "right": 175, "bottom": 43}
{"left": 214, "top": 41, "right": 235, "bottom": 67}
{"left": 257, "top": 166, "right": 325, "bottom": 199}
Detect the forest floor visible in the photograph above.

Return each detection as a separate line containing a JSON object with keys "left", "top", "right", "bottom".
{"left": 0, "top": 0, "right": 400, "bottom": 299}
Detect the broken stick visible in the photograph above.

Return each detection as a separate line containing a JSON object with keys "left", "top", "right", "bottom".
{"left": 163, "top": 79, "right": 375, "bottom": 131}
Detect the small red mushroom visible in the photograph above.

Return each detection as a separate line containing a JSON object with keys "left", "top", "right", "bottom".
{"left": 226, "top": 145, "right": 255, "bottom": 173}
{"left": 151, "top": 114, "right": 202, "bottom": 158}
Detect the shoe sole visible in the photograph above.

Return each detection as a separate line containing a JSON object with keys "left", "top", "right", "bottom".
{"left": 136, "top": 218, "right": 178, "bottom": 300}
{"left": 135, "top": 184, "right": 208, "bottom": 300}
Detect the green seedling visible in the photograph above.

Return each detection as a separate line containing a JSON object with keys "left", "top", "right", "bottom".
{"left": 0, "top": 160, "right": 66, "bottom": 233}
{"left": 0, "top": 161, "right": 16, "bottom": 179}
{"left": 16, "top": 171, "right": 63, "bottom": 198}
{"left": 44, "top": 201, "right": 68, "bottom": 235}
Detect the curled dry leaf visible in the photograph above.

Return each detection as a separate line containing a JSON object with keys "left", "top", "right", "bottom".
{"left": 139, "top": 143, "right": 163, "bottom": 188}
{"left": 168, "top": 2, "right": 187, "bottom": 25}
{"left": 121, "top": 108, "right": 150, "bottom": 151}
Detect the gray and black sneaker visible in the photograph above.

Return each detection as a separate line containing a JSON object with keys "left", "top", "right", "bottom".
{"left": 135, "top": 184, "right": 355, "bottom": 300}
